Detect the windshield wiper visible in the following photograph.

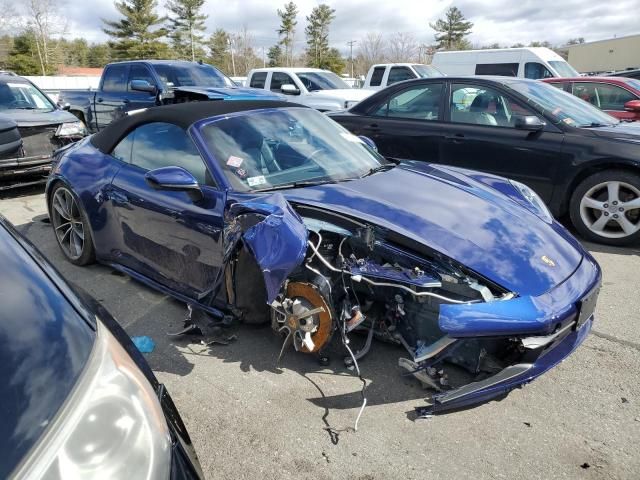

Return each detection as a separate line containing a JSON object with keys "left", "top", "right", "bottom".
{"left": 253, "top": 179, "right": 346, "bottom": 192}
{"left": 582, "top": 122, "right": 613, "bottom": 128}
{"left": 360, "top": 163, "right": 396, "bottom": 178}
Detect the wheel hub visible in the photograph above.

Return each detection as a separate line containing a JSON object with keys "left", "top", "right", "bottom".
{"left": 271, "top": 282, "right": 333, "bottom": 354}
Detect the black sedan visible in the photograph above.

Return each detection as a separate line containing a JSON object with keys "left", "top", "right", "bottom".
{"left": 0, "top": 215, "right": 202, "bottom": 479}
{"left": 329, "top": 77, "right": 640, "bottom": 245}
{"left": 0, "top": 73, "right": 86, "bottom": 190}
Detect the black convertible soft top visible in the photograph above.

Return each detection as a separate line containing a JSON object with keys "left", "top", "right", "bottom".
{"left": 91, "top": 100, "right": 300, "bottom": 154}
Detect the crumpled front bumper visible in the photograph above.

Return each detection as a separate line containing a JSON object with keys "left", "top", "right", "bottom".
{"left": 419, "top": 252, "right": 601, "bottom": 415}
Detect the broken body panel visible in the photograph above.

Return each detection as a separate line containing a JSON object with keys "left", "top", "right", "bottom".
{"left": 47, "top": 104, "right": 601, "bottom": 415}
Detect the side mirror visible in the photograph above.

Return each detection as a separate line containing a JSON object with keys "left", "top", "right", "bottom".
{"left": 281, "top": 84, "right": 300, "bottom": 95}
{"left": 514, "top": 115, "right": 545, "bottom": 131}
{"left": 624, "top": 99, "right": 640, "bottom": 112}
{"left": 144, "top": 166, "right": 202, "bottom": 201}
{"left": 358, "top": 136, "right": 378, "bottom": 152}
{"left": 130, "top": 79, "right": 158, "bottom": 94}
{"left": 61, "top": 102, "right": 71, "bottom": 111}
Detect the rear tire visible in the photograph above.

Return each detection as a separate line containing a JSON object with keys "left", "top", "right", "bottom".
{"left": 49, "top": 183, "right": 96, "bottom": 265}
{"left": 569, "top": 170, "right": 640, "bottom": 245}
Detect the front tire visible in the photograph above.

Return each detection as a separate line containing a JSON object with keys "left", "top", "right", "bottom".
{"left": 49, "top": 184, "right": 96, "bottom": 265}
{"left": 570, "top": 170, "right": 640, "bottom": 245}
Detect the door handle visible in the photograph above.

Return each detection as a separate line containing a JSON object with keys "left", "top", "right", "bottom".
{"left": 363, "top": 123, "right": 380, "bottom": 132}
{"left": 445, "top": 133, "right": 465, "bottom": 144}
{"left": 122, "top": 99, "right": 130, "bottom": 104}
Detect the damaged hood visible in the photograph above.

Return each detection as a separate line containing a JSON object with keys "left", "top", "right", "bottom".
{"left": 174, "top": 86, "right": 285, "bottom": 101}
{"left": 283, "top": 162, "right": 584, "bottom": 297}
{"left": 1, "top": 108, "right": 79, "bottom": 127}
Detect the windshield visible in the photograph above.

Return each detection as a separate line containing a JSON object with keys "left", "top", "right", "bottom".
{"left": 154, "top": 63, "right": 234, "bottom": 89}
{"left": 296, "top": 72, "right": 350, "bottom": 91}
{"left": 0, "top": 80, "right": 55, "bottom": 111}
{"left": 200, "top": 108, "right": 385, "bottom": 192}
{"left": 626, "top": 79, "right": 640, "bottom": 91}
{"left": 412, "top": 64, "right": 443, "bottom": 78}
{"left": 508, "top": 79, "right": 619, "bottom": 127}
{"left": 548, "top": 60, "right": 579, "bottom": 78}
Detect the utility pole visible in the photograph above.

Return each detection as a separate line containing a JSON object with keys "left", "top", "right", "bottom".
{"left": 347, "top": 40, "right": 357, "bottom": 78}
{"left": 262, "top": 46, "right": 266, "bottom": 67}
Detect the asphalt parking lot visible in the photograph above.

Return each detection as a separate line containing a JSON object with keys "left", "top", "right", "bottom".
{"left": 1, "top": 187, "right": 639, "bottom": 480}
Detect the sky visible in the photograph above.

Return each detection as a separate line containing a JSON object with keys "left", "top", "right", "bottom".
{"left": 28, "top": 0, "right": 640, "bottom": 56}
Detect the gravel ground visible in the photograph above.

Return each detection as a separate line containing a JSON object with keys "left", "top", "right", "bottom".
{"left": 1, "top": 187, "right": 639, "bottom": 480}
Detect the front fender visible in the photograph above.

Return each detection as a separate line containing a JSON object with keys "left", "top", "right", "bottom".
{"left": 225, "top": 193, "right": 308, "bottom": 303}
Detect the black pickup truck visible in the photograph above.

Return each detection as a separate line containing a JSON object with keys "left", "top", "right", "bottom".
{"left": 58, "top": 60, "right": 283, "bottom": 133}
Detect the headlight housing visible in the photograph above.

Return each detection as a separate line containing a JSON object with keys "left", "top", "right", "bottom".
{"left": 56, "top": 121, "right": 87, "bottom": 138}
{"left": 15, "top": 321, "right": 171, "bottom": 479}
{"left": 510, "top": 180, "right": 553, "bottom": 222}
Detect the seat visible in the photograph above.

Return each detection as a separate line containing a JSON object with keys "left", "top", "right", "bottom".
{"left": 469, "top": 94, "right": 498, "bottom": 126}
{"left": 232, "top": 124, "right": 281, "bottom": 176}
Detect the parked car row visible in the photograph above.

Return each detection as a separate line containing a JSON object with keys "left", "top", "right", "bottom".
{"left": 2, "top": 54, "right": 628, "bottom": 477}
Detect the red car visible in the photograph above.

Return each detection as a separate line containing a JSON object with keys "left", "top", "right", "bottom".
{"left": 542, "top": 77, "right": 640, "bottom": 121}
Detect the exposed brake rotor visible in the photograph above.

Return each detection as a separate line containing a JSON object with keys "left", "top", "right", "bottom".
{"left": 271, "top": 282, "right": 333, "bottom": 357}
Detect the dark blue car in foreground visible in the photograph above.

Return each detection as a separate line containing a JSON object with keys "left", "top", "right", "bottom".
{"left": 0, "top": 216, "right": 202, "bottom": 478}
{"left": 46, "top": 100, "right": 601, "bottom": 415}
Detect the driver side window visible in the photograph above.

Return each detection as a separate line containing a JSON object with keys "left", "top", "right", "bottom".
{"left": 450, "top": 83, "right": 536, "bottom": 128}
{"left": 111, "top": 122, "right": 213, "bottom": 185}
{"left": 372, "top": 83, "right": 443, "bottom": 120}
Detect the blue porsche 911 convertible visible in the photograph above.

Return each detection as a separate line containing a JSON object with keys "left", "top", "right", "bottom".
{"left": 47, "top": 100, "right": 601, "bottom": 414}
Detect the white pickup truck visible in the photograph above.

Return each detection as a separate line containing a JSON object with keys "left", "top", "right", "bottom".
{"left": 362, "top": 63, "right": 444, "bottom": 90}
{"left": 246, "top": 67, "right": 373, "bottom": 111}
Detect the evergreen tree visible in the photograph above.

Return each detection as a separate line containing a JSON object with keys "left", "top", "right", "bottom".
{"left": 165, "top": 0, "right": 207, "bottom": 61}
{"left": 87, "top": 43, "right": 112, "bottom": 67}
{"left": 206, "top": 28, "right": 231, "bottom": 73}
{"left": 267, "top": 44, "right": 283, "bottom": 67}
{"left": 6, "top": 32, "right": 49, "bottom": 75}
{"left": 103, "top": 0, "right": 169, "bottom": 60}
{"left": 305, "top": 4, "right": 335, "bottom": 69}
{"left": 429, "top": 6, "right": 473, "bottom": 50}
{"left": 277, "top": 2, "right": 298, "bottom": 67}
{"left": 323, "top": 47, "right": 345, "bottom": 74}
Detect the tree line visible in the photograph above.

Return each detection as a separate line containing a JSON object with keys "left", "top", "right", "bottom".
{"left": 0, "top": 2, "right": 576, "bottom": 78}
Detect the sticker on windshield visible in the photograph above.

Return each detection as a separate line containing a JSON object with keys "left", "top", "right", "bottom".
{"left": 340, "top": 132, "right": 363, "bottom": 143}
{"left": 247, "top": 175, "right": 267, "bottom": 187}
{"left": 227, "top": 155, "right": 244, "bottom": 167}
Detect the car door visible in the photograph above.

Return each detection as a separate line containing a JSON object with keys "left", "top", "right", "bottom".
{"left": 441, "top": 81, "right": 566, "bottom": 203}
{"left": 107, "top": 122, "right": 226, "bottom": 300}
{"left": 126, "top": 64, "right": 159, "bottom": 112}
{"left": 95, "top": 64, "right": 130, "bottom": 130}
{"left": 571, "top": 81, "right": 638, "bottom": 121}
{"left": 343, "top": 81, "right": 448, "bottom": 162}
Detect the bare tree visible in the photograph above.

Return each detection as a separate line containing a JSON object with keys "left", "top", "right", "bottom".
{"left": 354, "top": 32, "right": 385, "bottom": 75}
{"left": 387, "top": 32, "right": 418, "bottom": 63}
{"left": 232, "top": 25, "right": 260, "bottom": 75}
{"left": 26, "top": 0, "right": 68, "bottom": 75}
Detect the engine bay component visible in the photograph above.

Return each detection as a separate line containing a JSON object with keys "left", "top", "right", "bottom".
{"left": 271, "top": 282, "right": 333, "bottom": 354}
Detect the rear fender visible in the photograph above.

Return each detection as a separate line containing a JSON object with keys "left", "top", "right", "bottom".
{"left": 225, "top": 193, "right": 308, "bottom": 303}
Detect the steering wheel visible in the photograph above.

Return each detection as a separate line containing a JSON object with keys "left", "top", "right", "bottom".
{"left": 306, "top": 148, "right": 327, "bottom": 165}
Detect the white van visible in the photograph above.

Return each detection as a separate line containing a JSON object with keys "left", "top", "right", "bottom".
{"left": 432, "top": 47, "right": 578, "bottom": 79}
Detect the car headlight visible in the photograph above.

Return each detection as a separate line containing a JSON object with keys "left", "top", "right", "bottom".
{"left": 56, "top": 121, "right": 87, "bottom": 137}
{"left": 16, "top": 321, "right": 171, "bottom": 479}
{"left": 510, "top": 180, "right": 553, "bottom": 222}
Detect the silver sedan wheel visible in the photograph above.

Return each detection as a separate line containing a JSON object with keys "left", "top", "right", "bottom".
{"left": 580, "top": 180, "right": 640, "bottom": 239}
{"left": 51, "top": 187, "right": 85, "bottom": 260}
